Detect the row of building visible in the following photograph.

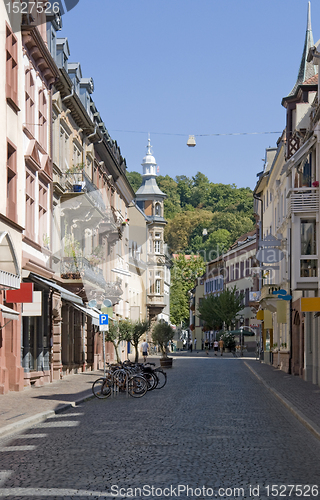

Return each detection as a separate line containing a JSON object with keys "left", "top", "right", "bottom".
{"left": 190, "top": 2, "right": 320, "bottom": 387}
{"left": 0, "top": 6, "right": 170, "bottom": 394}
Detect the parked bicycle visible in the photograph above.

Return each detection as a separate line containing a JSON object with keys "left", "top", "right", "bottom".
{"left": 92, "top": 361, "right": 167, "bottom": 399}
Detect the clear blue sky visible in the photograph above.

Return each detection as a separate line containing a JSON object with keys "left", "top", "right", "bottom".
{"left": 59, "top": 0, "right": 320, "bottom": 190}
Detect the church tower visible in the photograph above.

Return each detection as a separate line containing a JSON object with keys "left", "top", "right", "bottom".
{"left": 282, "top": 1, "right": 318, "bottom": 159}
{"left": 135, "top": 137, "right": 167, "bottom": 323}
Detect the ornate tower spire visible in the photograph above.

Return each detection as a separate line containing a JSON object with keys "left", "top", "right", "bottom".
{"left": 287, "top": 1, "right": 317, "bottom": 97}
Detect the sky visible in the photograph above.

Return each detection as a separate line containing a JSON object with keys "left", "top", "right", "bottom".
{"left": 58, "top": 0, "right": 320, "bottom": 190}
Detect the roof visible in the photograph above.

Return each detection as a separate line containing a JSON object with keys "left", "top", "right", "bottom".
{"left": 283, "top": 2, "right": 317, "bottom": 100}
{"left": 135, "top": 177, "right": 166, "bottom": 198}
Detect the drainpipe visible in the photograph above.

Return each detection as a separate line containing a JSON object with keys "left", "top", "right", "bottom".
{"left": 62, "top": 86, "right": 74, "bottom": 102}
{"left": 86, "top": 126, "right": 97, "bottom": 142}
{"left": 289, "top": 226, "right": 292, "bottom": 374}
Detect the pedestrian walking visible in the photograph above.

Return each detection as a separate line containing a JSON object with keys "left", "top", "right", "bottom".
{"left": 218, "top": 338, "right": 224, "bottom": 356}
{"left": 194, "top": 338, "right": 197, "bottom": 352}
{"left": 141, "top": 340, "right": 149, "bottom": 363}
{"left": 213, "top": 340, "right": 219, "bottom": 356}
{"left": 189, "top": 339, "right": 193, "bottom": 352}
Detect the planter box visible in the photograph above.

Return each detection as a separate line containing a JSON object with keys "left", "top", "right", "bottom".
{"left": 160, "top": 357, "right": 173, "bottom": 368}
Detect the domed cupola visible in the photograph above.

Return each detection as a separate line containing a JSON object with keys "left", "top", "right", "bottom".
{"left": 135, "top": 136, "right": 166, "bottom": 222}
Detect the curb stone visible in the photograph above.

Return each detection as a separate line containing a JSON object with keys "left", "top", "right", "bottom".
{"left": 244, "top": 361, "right": 320, "bottom": 441}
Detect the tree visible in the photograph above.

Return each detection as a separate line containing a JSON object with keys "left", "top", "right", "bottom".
{"left": 105, "top": 320, "right": 132, "bottom": 363}
{"left": 131, "top": 320, "right": 149, "bottom": 362}
{"left": 198, "top": 286, "right": 244, "bottom": 331}
{"left": 126, "top": 171, "right": 142, "bottom": 193}
{"left": 156, "top": 175, "right": 181, "bottom": 219}
{"left": 165, "top": 210, "right": 213, "bottom": 253}
{"left": 152, "top": 321, "right": 175, "bottom": 358}
{"left": 209, "top": 212, "right": 254, "bottom": 242}
{"left": 170, "top": 254, "right": 205, "bottom": 326}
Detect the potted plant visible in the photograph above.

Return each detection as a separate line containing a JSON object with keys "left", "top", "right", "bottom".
{"left": 65, "top": 163, "right": 84, "bottom": 191}
{"left": 152, "top": 321, "right": 175, "bottom": 368}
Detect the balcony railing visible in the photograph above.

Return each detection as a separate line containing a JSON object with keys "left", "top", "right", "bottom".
{"left": 61, "top": 256, "right": 106, "bottom": 288}
{"left": 63, "top": 170, "right": 106, "bottom": 214}
{"left": 287, "top": 187, "right": 319, "bottom": 214}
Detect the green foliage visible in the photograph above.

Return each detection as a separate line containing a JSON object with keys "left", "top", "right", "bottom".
{"left": 219, "top": 331, "right": 236, "bottom": 350}
{"left": 198, "top": 286, "right": 245, "bottom": 331}
{"left": 152, "top": 321, "right": 175, "bottom": 357}
{"left": 131, "top": 320, "right": 149, "bottom": 362}
{"left": 170, "top": 254, "right": 205, "bottom": 326}
{"left": 126, "top": 169, "right": 254, "bottom": 256}
{"left": 157, "top": 175, "right": 181, "bottom": 219}
{"left": 105, "top": 320, "right": 133, "bottom": 363}
{"left": 126, "top": 171, "right": 142, "bottom": 193}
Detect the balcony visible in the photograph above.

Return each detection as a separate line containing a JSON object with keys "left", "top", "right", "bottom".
{"left": 61, "top": 170, "right": 106, "bottom": 221}
{"left": 287, "top": 187, "right": 319, "bottom": 215}
{"left": 61, "top": 257, "right": 106, "bottom": 289}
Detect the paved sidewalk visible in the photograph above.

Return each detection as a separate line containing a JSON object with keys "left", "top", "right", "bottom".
{"left": 0, "top": 370, "right": 103, "bottom": 438}
{"left": 245, "top": 360, "right": 320, "bottom": 440}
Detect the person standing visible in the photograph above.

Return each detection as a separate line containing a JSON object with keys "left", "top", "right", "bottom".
{"left": 213, "top": 339, "right": 219, "bottom": 356}
{"left": 141, "top": 340, "right": 149, "bottom": 363}
{"left": 189, "top": 338, "right": 193, "bottom": 353}
{"left": 194, "top": 338, "right": 197, "bottom": 352}
{"left": 204, "top": 339, "right": 209, "bottom": 355}
{"left": 218, "top": 337, "right": 224, "bottom": 356}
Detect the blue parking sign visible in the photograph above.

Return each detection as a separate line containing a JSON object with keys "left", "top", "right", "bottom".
{"left": 99, "top": 314, "right": 108, "bottom": 325}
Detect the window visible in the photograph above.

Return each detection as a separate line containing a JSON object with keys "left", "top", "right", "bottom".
{"left": 155, "top": 203, "right": 161, "bottom": 216}
{"left": 25, "top": 70, "right": 35, "bottom": 135}
{"left": 7, "top": 142, "right": 17, "bottom": 222}
{"left": 240, "top": 261, "right": 244, "bottom": 278}
{"left": 6, "top": 24, "right": 18, "bottom": 108}
{"left": 39, "top": 179, "right": 48, "bottom": 247}
{"left": 38, "top": 89, "right": 47, "bottom": 149}
{"left": 25, "top": 167, "right": 36, "bottom": 239}
{"left": 59, "top": 127, "right": 69, "bottom": 171}
{"left": 155, "top": 280, "right": 161, "bottom": 294}
{"left": 154, "top": 240, "right": 160, "bottom": 254}
{"left": 73, "top": 144, "right": 82, "bottom": 168}
{"left": 300, "top": 219, "right": 317, "bottom": 277}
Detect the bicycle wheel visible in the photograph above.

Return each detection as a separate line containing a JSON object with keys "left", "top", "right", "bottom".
{"left": 144, "top": 371, "right": 158, "bottom": 391}
{"left": 128, "top": 375, "right": 147, "bottom": 398}
{"left": 154, "top": 369, "right": 167, "bottom": 389}
{"left": 92, "top": 377, "right": 112, "bottom": 399}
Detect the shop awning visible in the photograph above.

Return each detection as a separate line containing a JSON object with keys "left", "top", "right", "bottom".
{"left": 0, "top": 304, "right": 19, "bottom": 321}
{"left": 73, "top": 304, "right": 100, "bottom": 326}
{"left": 28, "top": 274, "right": 83, "bottom": 305}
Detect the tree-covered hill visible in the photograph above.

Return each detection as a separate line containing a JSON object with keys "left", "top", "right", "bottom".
{"left": 126, "top": 171, "right": 255, "bottom": 258}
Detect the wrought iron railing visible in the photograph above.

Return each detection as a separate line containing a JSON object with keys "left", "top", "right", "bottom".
{"left": 61, "top": 256, "right": 106, "bottom": 288}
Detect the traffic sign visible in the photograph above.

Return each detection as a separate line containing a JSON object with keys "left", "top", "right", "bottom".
{"left": 99, "top": 314, "right": 108, "bottom": 325}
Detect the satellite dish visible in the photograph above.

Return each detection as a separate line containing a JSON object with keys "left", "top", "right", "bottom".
{"left": 103, "top": 299, "right": 112, "bottom": 307}
{"left": 88, "top": 299, "right": 97, "bottom": 308}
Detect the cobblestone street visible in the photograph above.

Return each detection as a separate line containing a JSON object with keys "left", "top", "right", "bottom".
{"left": 0, "top": 358, "right": 320, "bottom": 499}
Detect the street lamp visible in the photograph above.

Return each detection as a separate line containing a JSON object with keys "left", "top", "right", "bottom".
{"left": 239, "top": 315, "right": 244, "bottom": 357}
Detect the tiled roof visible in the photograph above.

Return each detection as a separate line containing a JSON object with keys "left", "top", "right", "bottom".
{"left": 303, "top": 74, "right": 318, "bottom": 85}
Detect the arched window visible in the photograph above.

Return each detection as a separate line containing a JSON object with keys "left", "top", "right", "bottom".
{"left": 155, "top": 203, "right": 161, "bottom": 216}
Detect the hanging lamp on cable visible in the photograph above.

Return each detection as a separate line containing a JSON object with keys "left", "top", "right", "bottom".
{"left": 187, "top": 135, "right": 196, "bottom": 147}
